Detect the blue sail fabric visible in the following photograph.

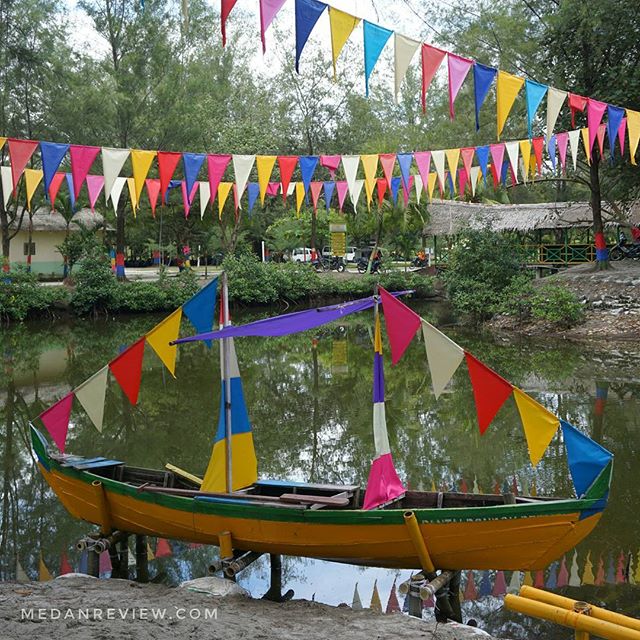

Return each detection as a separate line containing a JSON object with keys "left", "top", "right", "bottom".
{"left": 299, "top": 155, "right": 319, "bottom": 194}
{"left": 363, "top": 21, "right": 393, "bottom": 97}
{"left": 525, "top": 79, "right": 548, "bottom": 139}
{"left": 183, "top": 277, "right": 218, "bottom": 348}
{"left": 475, "top": 146, "right": 490, "bottom": 182}
{"left": 473, "top": 63, "right": 497, "bottom": 131}
{"left": 247, "top": 182, "right": 260, "bottom": 214}
{"left": 397, "top": 153, "right": 413, "bottom": 190}
{"left": 607, "top": 105, "right": 625, "bottom": 161}
{"left": 560, "top": 420, "right": 613, "bottom": 498}
{"left": 40, "top": 142, "right": 69, "bottom": 197}
{"left": 295, "top": 0, "right": 327, "bottom": 73}
{"left": 183, "top": 153, "right": 206, "bottom": 198}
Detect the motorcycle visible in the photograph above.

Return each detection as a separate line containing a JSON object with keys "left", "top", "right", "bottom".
{"left": 609, "top": 232, "right": 640, "bottom": 261}
{"left": 411, "top": 255, "right": 429, "bottom": 268}
{"left": 311, "top": 256, "right": 346, "bottom": 273}
{"left": 356, "top": 257, "right": 385, "bottom": 274}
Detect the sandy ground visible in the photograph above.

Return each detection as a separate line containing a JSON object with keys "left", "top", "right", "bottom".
{"left": 0, "top": 576, "right": 504, "bottom": 640}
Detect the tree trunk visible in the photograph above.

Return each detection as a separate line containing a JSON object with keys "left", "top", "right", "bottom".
{"left": 26, "top": 212, "right": 33, "bottom": 272}
{"left": 590, "top": 148, "right": 609, "bottom": 270}
{"left": 116, "top": 207, "right": 126, "bottom": 280}
{"left": 311, "top": 210, "right": 317, "bottom": 256}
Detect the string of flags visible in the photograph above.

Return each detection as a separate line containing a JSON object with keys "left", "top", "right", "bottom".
{"left": 36, "top": 278, "right": 219, "bottom": 452}
{"left": 0, "top": 112, "right": 637, "bottom": 223}
{"left": 221, "top": 0, "right": 640, "bottom": 157}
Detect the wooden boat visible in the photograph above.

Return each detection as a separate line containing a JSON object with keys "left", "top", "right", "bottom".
{"left": 31, "top": 279, "right": 613, "bottom": 572}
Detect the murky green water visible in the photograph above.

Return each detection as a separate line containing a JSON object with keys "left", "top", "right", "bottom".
{"left": 1, "top": 301, "right": 638, "bottom": 638}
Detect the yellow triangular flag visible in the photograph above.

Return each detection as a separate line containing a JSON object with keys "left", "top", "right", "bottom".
{"left": 427, "top": 172, "right": 438, "bottom": 202}
{"left": 497, "top": 71, "right": 525, "bottom": 139}
{"left": 582, "top": 551, "right": 595, "bottom": 585}
{"left": 581, "top": 128, "right": 591, "bottom": 164}
{"left": 39, "top": 553, "right": 53, "bottom": 581}
{"left": 329, "top": 7, "right": 361, "bottom": 80}
{"left": 131, "top": 149, "right": 157, "bottom": 202}
{"left": 146, "top": 308, "right": 182, "bottom": 377}
{"left": 522, "top": 571, "right": 533, "bottom": 586}
{"left": 24, "top": 168, "right": 43, "bottom": 211}
{"left": 127, "top": 176, "right": 138, "bottom": 214}
{"left": 360, "top": 154, "right": 378, "bottom": 209}
{"left": 513, "top": 388, "right": 560, "bottom": 466}
{"left": 626, "top": 109, "right": 640, "bottom": 165}
{"left": 529, "top": 153, "right": 537, "bottom": 180}
{"left": 74, "top": 365, "right": 109, "bottom": 432}
{"left": 519, "top": 140, "right": 532, "bottom": 183}
{"left": 147, "top": 543, "right": 155, "bottom": 561}
{"left": 445, "top": 148, "right": 461, "bottom": 193}
{"left": 634, "top": 550, "right": 640, "bottom": 584}
{"left": 295, "top": 181, "right": 305, "bottom": 216}
{"left": 256, "top": 155, "right": 276, "bottom": 205}
{"left": 430, "top": 479, "right": 437, "bottom": 492}
{"left": 0, "top": 137, "right": 6, "bottom": 151}
{"left": 370, "top": 579, "right": 382, "bottom": 613}
{"left": 218, "top": 182, "right": 233, "bottom": 219}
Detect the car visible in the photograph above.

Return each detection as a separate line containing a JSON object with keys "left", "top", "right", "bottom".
{"left": 322, "top": 245, "right": 357, "bottom": 262}
{"left": 291, "top": 247, "right": 313, "bottom": 262}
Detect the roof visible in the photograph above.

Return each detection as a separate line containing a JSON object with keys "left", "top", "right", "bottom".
{"left": 423, "top": 200, "right": 640, "bottom": 236}
{"left": 8, "top": 207, "right": 107, "bottom": 233}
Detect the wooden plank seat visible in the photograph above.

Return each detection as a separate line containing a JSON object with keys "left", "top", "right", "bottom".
{"left": 278, "top": 492, "right": 350, "bottom": 507}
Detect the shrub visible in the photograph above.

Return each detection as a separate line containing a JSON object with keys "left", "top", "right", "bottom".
{"left": 530, "top": 285, "right": 584, "bottom": 328}
{"left": 0, "top": 267, "right": 64, "bottom": 322}
{"left": 70, "top": 253, "right": 118, "bottom": 316}
{"left": 495, "top": 274, "right": 536, "bottom": 321}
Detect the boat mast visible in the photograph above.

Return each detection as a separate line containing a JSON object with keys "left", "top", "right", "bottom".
{"left": 221, "top": 271, "right": 233, "bottom": 493}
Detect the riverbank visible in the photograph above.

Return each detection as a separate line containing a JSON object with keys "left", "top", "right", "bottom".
{"left": 1, "top": 576, "right": 503, "bottom": 640}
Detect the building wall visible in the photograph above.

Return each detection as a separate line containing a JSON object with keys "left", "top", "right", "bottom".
{"left": 8, "top": 230, "right": 67, "bottom": 275}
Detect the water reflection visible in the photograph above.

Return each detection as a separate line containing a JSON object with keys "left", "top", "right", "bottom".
{"left": 1, "top": 302, "right": 639, "bottom": 638}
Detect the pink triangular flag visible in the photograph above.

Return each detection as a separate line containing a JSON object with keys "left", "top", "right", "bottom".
{"left": 363, "top": 453, "right": 405, "bottom": 510}
{"left": 69, "top": 145, "right": 100, "bottom": 198}
{"left": 460, "top": 148, "right": 474, "bottom": 188}
{"left": 336, "top": 181, "right": 348, "bottom": 212}
{"left": 99, "top": 550, "right": 112, "bottom": 575}
{"left": 181, "top": 180, "right": 199, "bottom": 218}
{"left": 207, "top": 154, "right": 231, "bottom": 208}
{"left": 39, "top": 393, "right": 74, "bottom": 452}
{"left": 145, "top": 179, "right": 161, "bottom": 217}
{"left": 463, "top": 571, "right": 477, "bottom": 600}
{"left": 320, "top": 155, "right": 341, "bottom": 179}
{"left": 155, "top": 538, "right": 173, "bottom": 558}
{"left": 447, "top": 54, "right": 473, "bottom": 119}
{"left": 596, "top": 124, "right": 606, "bottom": 158}
{"left": 556, "top": 132, "right": 569, "bottom": 173}
{"left": 86, "top": 175, "right": 105, "bottom": 212}
{"left": 489, "top": 143, "right": 505, "bottom": 177}
{"left": 379, "top": 153, "right": 396, "bottom": 188}
{"left": 458, "top": 168, "right": 468, "bottom": 195}
{"left": 557, "top": 556, "right": 569, "bottom": 587}
{"left": 266, "top": 181, "right": 280, "bottom": 197}
{"left": 401, "top": 175, "right": 414, "bottom": 206}
{"left": 259, "top": 0, "right": 286, "bottom": 53}
{"left": 379, "top": 287, "right": 421, "bottom": 365}
{"left": 414, "top": 151, "right": 431, "bottom": 192}
{"left": 587, "top": 99, "right": 608, "bottom": 154}
{"left": 619, "top": 118, "right": 627, "bottom": 156}
{"left": 310, "top": 181, "right": 323, "bottom": 213}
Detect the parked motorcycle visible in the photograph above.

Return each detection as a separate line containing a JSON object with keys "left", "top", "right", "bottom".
{"left": 356, "top": 257, "right": 385, "bottom": 274}
{"left": 411, "top": 256, "right": 429, "bottom": 268}
{"left": 311, "top": 256, "right": 346, "bottom": 272}
{"left": 609, "top": 233, "right": 640, "bottom": 261}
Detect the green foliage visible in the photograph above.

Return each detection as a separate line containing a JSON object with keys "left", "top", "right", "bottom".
{"left": 0, "top": 267, "right": 64, "bottom": 322}
{"left": 443, "top": 230, "right": 525, "bottom": 323}
{"left": 69, "top": 253, "right": 119, "bottom": 316}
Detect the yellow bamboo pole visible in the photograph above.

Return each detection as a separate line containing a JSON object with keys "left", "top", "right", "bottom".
{"left": 403, "top": 511, "right": 436, "bottom": 573}
{"left": 504, "top": 595, "right": 640, "bottom": 640}
{"left": 520, "top": 586, "right": 640, "bottom": 633}
{"left": 218, "top": 531, "right": 233, "bottom": 560}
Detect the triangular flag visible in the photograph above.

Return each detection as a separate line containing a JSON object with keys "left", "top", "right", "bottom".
{"left": 394, "top": 34, "right": 420, "bottom": 103}
{"left": 232, "top": 154, "right": 255, "bottom": 199}
{"left": 207, "top": 154, "right": 231, "bottom": 208}
{"left": 323, "top": 181, "right": 335, "bottom": 212}
{"left": 8, "top": 138, "right": 39, "bottom": 196}
{"left": 181, "top": 179, "right": 199, "bottom": 217}
{"left": 352, "top": 583, "right": 363, "bottom": 610}
{"left": 110, "top": 176, "right": 127, "bottom": 213}
{"left": 421, "top": 44, "right": 447, "bottom": 114}
{"left": 465, "top": 353, "right": 513, "bottom": 434}
{"left": 596, "top": 123, "right": 606, "bottom": 158}
{"left": 445, "top": 149, "right": 460, "bottom": 191}
{"left": 295, "top": 181, "right": 305, "bottom": 215}
{"left": 432, "top": 150, "right": 446, "bottom": 191}
{"left": 131, "top": 149, "right": 157, "bottom": 202}
{"left": 155, "top": 538, "right": 173, "bottom": 558}
{"left": 385, "top": 579, "right": 401, "bottom": 613}
{"left": 470, "top": 166, "right": 481, "bottom": 196}
{"left": 259, "top": 0, "right": 287, "bottom": 53}
{"left": 448, "top": 54, "right": 473, "bottom": 119}
{"left": 341, "top": 155, "right": 360, "bottom": 203}
{"left": 508, "top": 571, "right": 522, "bottom": 594}
{"left": 158, "top": 151, "right": 181, "bottom": 200}
{"left": 390, "top": 176, "right": 401, "bottom": 205}
{"left": 295, "top": 0, "right": 327, "bottom": 73}
{"left": 0, "top": 137, "right": 5, "bottom": 152}
{"left": 320, "top": 154, "right": 341, "bottom": 178}
{"left": 74, "top": 365, "right": 109, "bottom": 432}
{"left": 569, "top": 551, "right": 581, "bottom": 587}
{"left": 147, "top": 543, "right": 155, "bottom": 561}
{"left": 414, "top": 174, "right": 423, "bottom": 204}
{"left": 460, "top": 148, "right": 474, "bottom": 186}
{"left": 16, "top": 559, "right": 29, "bottom": 582}
{"left": 587, "top": 99, "right": 608, "bottom": 154}
{"left": 568, "top": 93, "right": 587, "bottom": 128}
{"left": 496, "top": 71, "right": 524, "bottom": 138}
{"left": 525, "top": 80, "right": 548, "bottom": 139}
{"left": 376, "top": 178, "right": 387, "bottom": 208}
{"left": 513, "top": 388, "right": 560, "bottom": 466}
{"left": 69, "top": 145, "right": 100, "bottom": 198}
{"left": 627, "top": 110, "right": 640, "bottom": 165}
{"left": 277, "top": 156, "right": 299, "bottom": 202}
{"left": 546, "top": 88, "right": 567, "bottom": 140}
{"left": 557, "top": 556, "right": 569, "bottom": 588}
{"left": 427, "top": 172, "right": 438, "bottom": 201}
{"left": 522, "top": 571, "right": 533, "bottom": 587}
{"left": 99, "top": 550, "right": 112, "bottom": 575}
{"left": 109, "top": 338, "right": 146, "bottom": 405}
{"left": 397, "top": 153, "right": 413, "bottom": 190}
{"left": 490, "top": 143, "right": 505, "bottom": 181}
{"left": 24, "top": 169, "right": 43, "bottom": 211}
{"left": 1, "top": 166, "right": 13, "bottom": 208}
{"left": 127, "top": 176, "right": 138, "bottom": 212}
{"left": 256, "top": 155, "right": 277, "bottom": 205}
{"left": 218, "top": 182, "right": 233, "bottom": 219}
{"left": 414, "top": 151, "right": 431, "bottom": 191}
{"left": 299, "top": 155, "right": 319, "bottom": 193}
{"left": 39, "top": 393, "right": 74, "bottom": 452}
{"left": 379, "top": 153, "right": 396, "bottom": 188}
{"left": 60, "top": 552, "right": 73, "bottom": 576}
{"left": 183, "top": 276, "right": 218, "bottom": 346}
{"left": 421, "top": 320, "right": 464, "bottom": 399}
{"left": 363, "top": 21, "right": 393, "bottom": 97}
{"left": 505, "top": 141, "right": 520, "bottom": 182}
{"left": 350, "top": 179, "right": 364, "bottom": 212}
{"left": 582, "top": 552, "right": 595, "bottom": 585}
{"left": 618, "top": 118, "right": 627, "bottom": 156}
{"left": 336, "top": 181, "right": 348, "bottom": 211}
{"left": 183, "top": 152, "right": 206, "bottom": 197}
{"left": 532, "top": 137, "right": 544, "bottom": 175}
{"left": 310, "top": 181, "right": 323, "bottom": 212}
{"left": 519, "top": 140, "right": 532, "bottom": 182}
{"left": 146, "top": 178, "right": 161, "bottom": 217}
{"left": 221, "top": 0, "right": 239, "bottom": 46}
{"left": 473, "top": 63, "right": 497, "bottom": 130}
{"left": 146, "top": 308, "right": 182, "bottom": 377}
{"left": 86, "top": 175, "right": 105, "bottom": 212}
{"left": 102, "top": 147, "right": 130, "bottom": 204}
{"left": 40, "top": 141, "right": 69, "bottom": 196}
{"left": 39, "top": 554, "right": 53, "bottom": 582}
{"left": 556, "top": 132, "right": 569, "bottom": 173}
{"left": 463, "top": 571, "right": 477, "bottom": 600}
{"left": 493, "top": 570, "right": 507, "bottom": 596}
{"left": 329, "top": 7, "right": 360, "bottom": 79}
{"left": 360, "top": 154, "right": 378, "bottom": 208}
{"left": 581, "top": 127, "right": 591, "bottom": 164}
{"left": 607, "top": 105, "right": 625, "bottom": 160}
{"left": 370, "top": 580, "right": 382, "bottom": 612}
{"left": 379, "top": 286, "right": 421, "bottom": 365}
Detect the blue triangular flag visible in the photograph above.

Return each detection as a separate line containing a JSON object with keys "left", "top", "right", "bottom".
{"left": 560, "top": 420, "right": 613, "bottom": 498}
{"left": 183, "top": 153, "right": 206, "bottom": 200}
{"left": 363, "top": 21, "right": 393, "bottom": 97}
{"left": 165, "top": 179, "right": 182, "bottom": 204}
{"left": 606, "top": 105, "right": 625, "bottom": 161}
{"left": 501, "top": 160, "right": 509, "bottom": 186}
{"left": 548, "top": 135, "right": 557, "bottom": 172}
{"left": 546, "top": 562, "right": 558, "bottom": 589}
{"left": 247, "top": 182, "right": 259, "bottom": 215}
{"left": 183, "top": 277, "right": 219, "bottom": 349}
{"left": 40, "top": 142, "right": 69, "bottom": 198}
{"left": 299, "top": 156, "right": 319, "bottom": 194}
{"left": 65, "top": 173, "right": 76, "bottom": 211}
{"left": 390, "top": 177, "right": 401, "bottom": 205}
{"left": 473, "top": 63, "right": 497, "bottom": 131}
{"left": 475, "top": 146, "right": 490, "bottom": 182}
{"left": 397, "top": 153, "right": 413, "bottom": 191}
{"left": 323, "top": 181, "right": 335, "bottom": 212}
{"left": 479, "top": 571, "right": 492, "bottom": 597}
{"left": 447, "top": 172, "right": 455, "bottom": 198}
{"left": 78, "top": 550, "right": 88, "bottom": 574}
{"left": 295, "top": 0, "right": 327, "bottom": 73}
{"left": 606, "top": 554, "right": 616, "bottom": 584}
{"left": 525, "top": 80, "right": 548, "bottom": 139}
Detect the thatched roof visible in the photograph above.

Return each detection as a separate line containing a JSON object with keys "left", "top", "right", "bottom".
{"left": 9, "top": 207, "right": 106, "bottom": 232}
{"left": 424, "top": 200, "right": 640, "bottom": 236}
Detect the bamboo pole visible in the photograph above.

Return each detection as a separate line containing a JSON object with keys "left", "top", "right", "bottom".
{"left": 504, "top": 595, "right": 640, "bottom": 640}
{"left": 221, "top": 271, "right": 233, "bottom": 494}
{"left": 520, "top": 586, "right": 640, "bottom": 632}
{"left": 403, "top": 511, "right": 436, "bottom": 573}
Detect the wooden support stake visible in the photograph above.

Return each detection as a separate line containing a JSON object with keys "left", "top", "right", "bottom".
{"left": 135, "top": 534, "right": 149, "bottom": 583}
{"left": 87, "top": 549, "right": 99, "bottom": 578}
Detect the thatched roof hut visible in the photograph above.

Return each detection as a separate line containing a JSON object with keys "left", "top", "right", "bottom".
{"left": 8, "top": 207, "right": 107, "bottom": 232}
{"left": 423, "top": 200, "right": 640, "bottom": 236}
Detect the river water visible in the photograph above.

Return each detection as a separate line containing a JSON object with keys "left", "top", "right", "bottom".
{"left": 0, "top": 301, "right": 638, "bottom": 638}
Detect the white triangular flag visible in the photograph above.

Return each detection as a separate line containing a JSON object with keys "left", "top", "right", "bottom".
{"left": 232, "top": 154, "right": 255, "bottom": 199}
{"left": 341, "top": 155, "right": 360, "bottom": 204}
{"left": 470, "top": 166, "right": 481, "bottom": 196}
{"left": 414, "top": 174, "right": 423, "bottom": 205}
{"left": 507, "top": 570, "right": 522, "bottom": 594}
{"left": 431, "top": 150, "right": 446, "bottom": 192}
{"left": 199, "top": 181, "right": 210, "bottom": 219}
{"left": 568, "top": 129, "right": 581, "bottom": 171}
{"left": 74, "top": 365, "right": 109, "bottom": 432}
{"left": 287, "top": 181, "right": 296, "bottom": 197}
{"left": 16, "top": 559, "right": 29, "bottom": 582}
{"left": 394, "top": 34, "right": 421, "bottom": 103}
{"left": 472, "top": 477, "right": 480, "bottom": 494}
{"left": 128, "top": 546, "right": 136, "bottom": 567}
{"left": 568, "top": 550, "right": 581, "bottom": 587}
{"left": 350, "top": 179, "right": 364, "bottom": 213}
{"left": 110, "top": 177, "right": 127, "bottom": 214}
{"left": 421, "top": 320, "right": 464, "bottom": 399}
{"left": 102, "top": 147, "right": 130, "bottom": 204}
{"left": 546, "top": 88, "right": 567, "bottom": 140}
{"left": 505, "top": 141, "right": 520, "bottom": 183}
{"left": 1, "top": 166, "right": 12, "bottom": 208}
{"left": 352, "top": 582, "right": 363, "bottom": 610}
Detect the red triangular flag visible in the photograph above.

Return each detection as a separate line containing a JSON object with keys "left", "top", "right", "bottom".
{"left": 277, "top": 156, "right": 299, "bottom": 203}
{"left": 8, "top": 138, "right": 39, "bottom": 196}
{"left": 69, "top": 144, "right": 100, "bottom": 198}
{"left": 109, "top": 338, "right": 146, "bottom": 405}
{"left": 376, "top": 177, "right": 387, "bottom": 209}
{"left": 378, "top": 287, "right": 421, "bottom": 365}
{"left": 379, "top": 153, "right": 396, "bottom": 188}
{"left": 557, "top": 556, "right": 569, "bottom": 587}
{"left": 534, "top": 569, "right": 545, "bottom": 588}
{"left": 39, "top": 393, "right": 74, "bottom": 452}
{"left": 157, "top": 151, "right": 181, "bottom": 200}
{"left": 532, "top": 137, "right": 545, "bottom": 175}
{"left": 385, "top": 579, "right": 401, "bottom": 613}
{"left": 60, "top": 552, "right": 73, "bottom": 575}
{"left": 492, "top": 570, "right": 507, "bottom": 596}
{"left": 145, "top": 179, "right": 161, "bottom": 217}
{"left": 221, "top": 0, "right": 239, "bottom": 46}
{"left": 155, "top": 538, "right": 173, "bottom": 558}
{"left": 463, "top": 570, "right": 477, "bottom": 601}
{"left": 309, "top": 181, "right": 323, "bottom": 213}
{"left": 465, "top": 352, "right": 513, "bottom": 434}
{"left": 48, "top": 172, "right": 67, "bottom": 209}
{"left": 99, "top": 550, "right": 112, "bottom": 574}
